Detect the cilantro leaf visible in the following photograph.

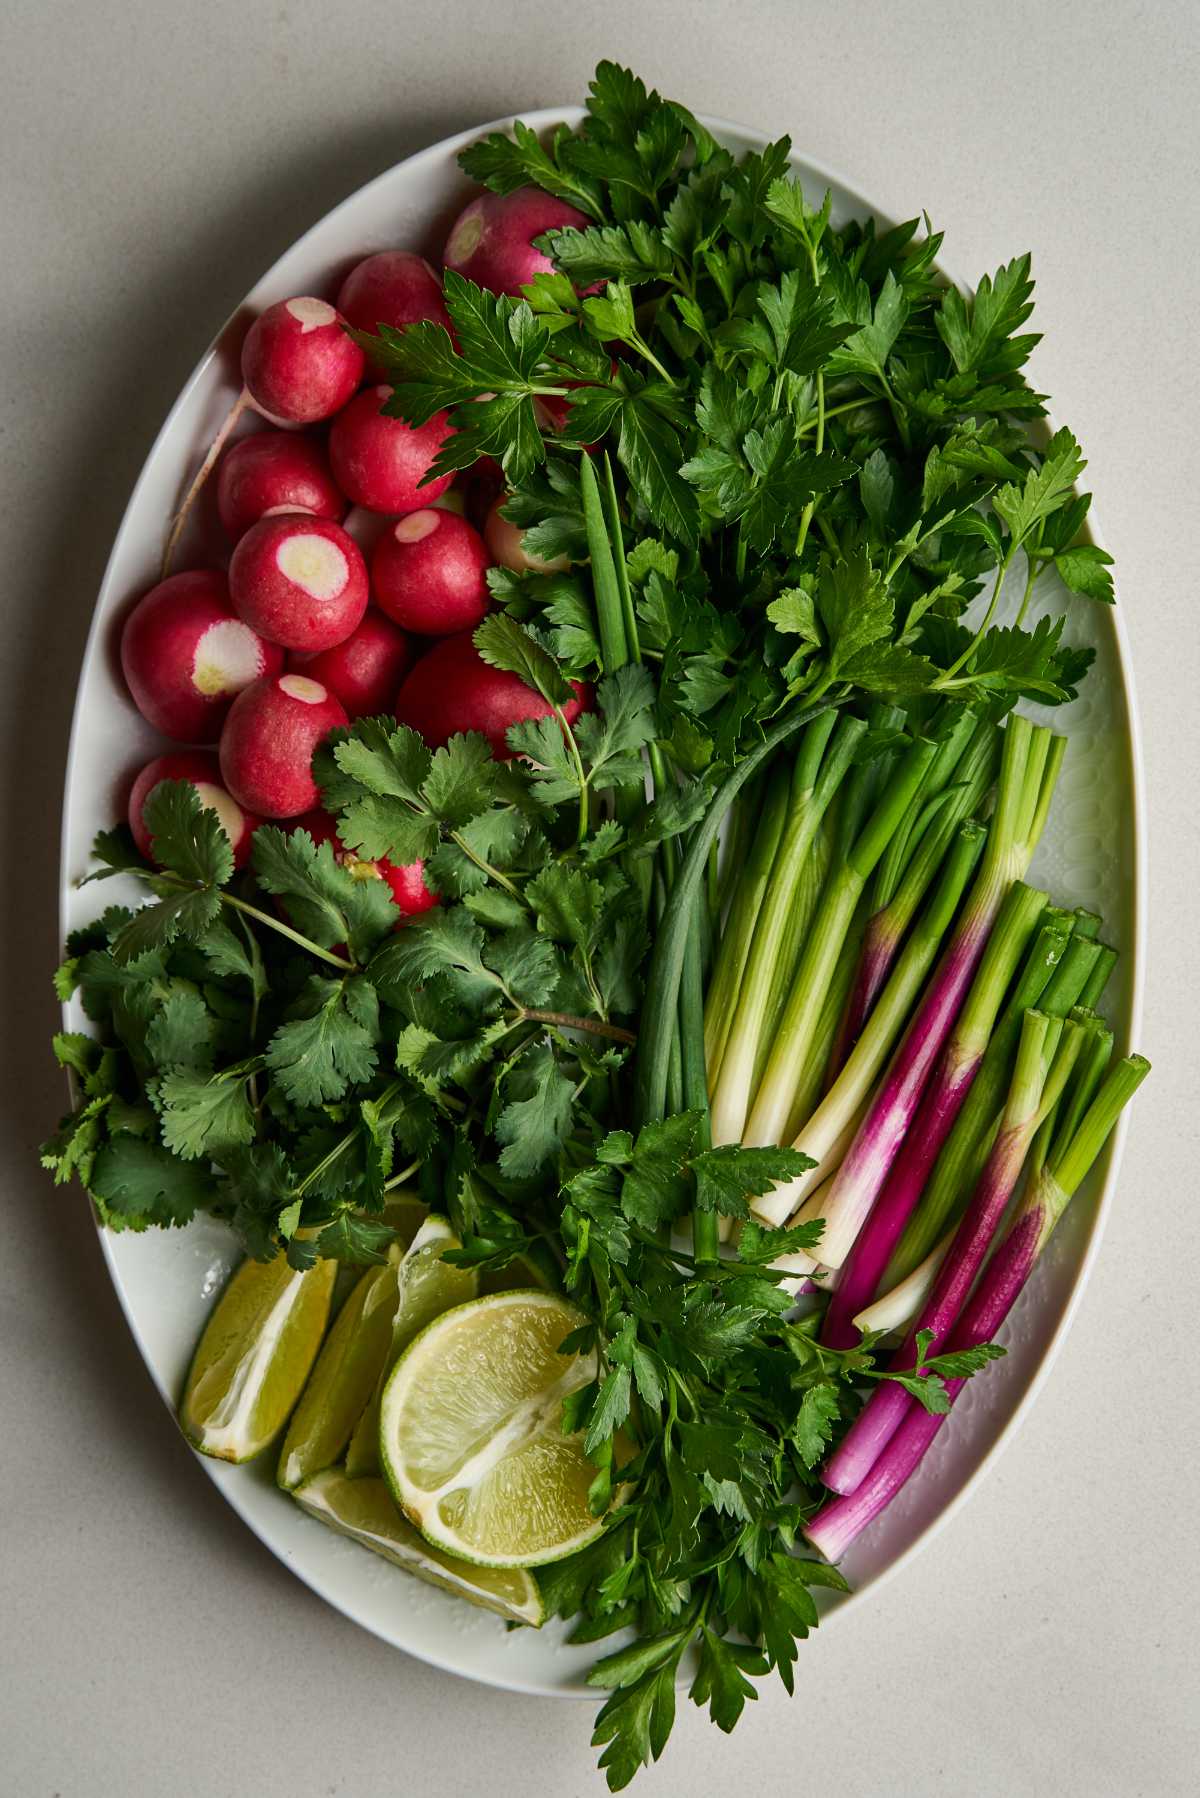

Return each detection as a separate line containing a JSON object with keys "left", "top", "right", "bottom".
{"left": 494, "top": 1043, "right": 576, "bottom": 1176}
{"left": 89, "top": 1135, "right": 213, "bottom": 1228}
{"left": 156, "top": 1066, "right": 257, "bottom": 1161}
{"left": 143, "top": 779, "right": 235, "bottom": 890}
{"left": 265, "top": 977, "right": 380, "bottom": 1106}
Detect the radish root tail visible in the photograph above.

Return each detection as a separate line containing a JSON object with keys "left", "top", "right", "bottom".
{"left": 162, "top": 387, "right": 252, "bottom": 576}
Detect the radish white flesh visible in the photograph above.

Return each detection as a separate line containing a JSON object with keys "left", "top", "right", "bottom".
{"left": 121, "top": 570, "right": 283, "bottom": 742}
{"left": 229, "top": 514, "right": 368, "bottom": 652}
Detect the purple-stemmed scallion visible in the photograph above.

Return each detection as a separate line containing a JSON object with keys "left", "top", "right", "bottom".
{"left": 850, "top": 1224, "right": 956, "bottom": 1338}
{"left": 881, "top": 918, "right": 1114, "bottom": 1291}
{"left": 747, "top": 822, "right": 985, "bottom": 1246}
{"left": 743, "top": 735, "right": 940, "bottom": 1148}
{"left": 820, "top": 1008, "right": 1086, "bottom": 1497}
{"left": 804, "top": 1045, "right": 1149, "bottom": 1561}
{"left": 825, "top": 713, "right": 998, "bottom": 1083}
{"left": 820, "top": 882, "right": 1057, "bottom": 1347}
{"left": 708, "top": 712, "right": 866, "bottom": 1146}
{"left": 760, "top": 717, "right": 1065, "bottom": 1274}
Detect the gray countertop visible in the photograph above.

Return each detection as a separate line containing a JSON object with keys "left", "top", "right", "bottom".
{"left": 3, "top": 1, "right": 1198, "bottom": 1792}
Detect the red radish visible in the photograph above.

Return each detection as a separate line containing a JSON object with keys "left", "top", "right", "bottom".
{"left": 242, "top": 298, "right": 364, "bottom": 426}
{"left": 229, "top": 514, "right": 368, "bottom": 652}
{"left": 121, "top": 570, "right": 283, "bottom": 743}
{"left": 219, "top": 673, "right": 347, "bottom": 818}
{"left": 336, "top": 251, "right": 451, "bottom": 348}
{"left": 292, "top": 809, "right": 439, "bottom": 920}
{"left": 394, "top": 633, "right": 588, "bottom": 759}
{"left": 442, "top": 187, "right": 589, "bottom": 296}
{"left": 484, "top": 494, "right": 569, "bottom": 575}
{"left": 370, "top": 510, "right": 491, "bottom": 635}
{"left": 216, "top": 431, "right": 346, "bottom": 540}
{"left": 290, "top": 610, "right": 413, "bottom": 718}
{"left": 128, "top": 750, "right": 259, "bottom": 866}
{"left": 163, "top": 298, "right": 363, "bottom": 574}
{"left": 328, "top": 385, "right": 455, "bottom": 515}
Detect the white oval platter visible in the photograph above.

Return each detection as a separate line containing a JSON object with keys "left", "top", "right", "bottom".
{"left": 59, "top": 108, "right": 1144, "bottom": 1698}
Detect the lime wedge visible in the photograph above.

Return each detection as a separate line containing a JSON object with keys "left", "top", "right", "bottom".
{"left": 293, "top": 1467, "right": 543, "bottom": 1626}
{"left": 344, "top": 1215, "right": 477, "bottom": 1478}
{"left": 180, "top": 1252, "right": 336, "bottom": 1462}
{"left": 379, "top": 1290, "right": 606, "bottom": 1568}
{"left": 276, "top": 1253, "right": 401, "bottom": 1490}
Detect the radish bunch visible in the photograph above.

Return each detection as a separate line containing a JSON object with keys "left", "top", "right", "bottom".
{"left": 118, "top": 191, "right": 591, "bottom": 917}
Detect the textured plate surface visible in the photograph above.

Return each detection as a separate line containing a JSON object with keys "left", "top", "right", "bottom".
{"left": 59, "top": 110, "right": 1143, "bottom": 1696}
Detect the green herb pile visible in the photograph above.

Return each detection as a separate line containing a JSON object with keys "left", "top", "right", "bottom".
{"left": 45, "top": 62, "right": 1119, "bottom": 1788}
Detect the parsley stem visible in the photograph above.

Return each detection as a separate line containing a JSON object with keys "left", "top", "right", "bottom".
{"left": 629, "top": 331, "right": 676, "bottom": 387}
{"left": 877, "top": 370, "right": 911, "bottom": 450}
{"left": 217, "top": 891, "right": 357, "bottom": 971}
{"left": 1014, "top": 550, "right": 1040, "bottom": 628}
{"left": 936, "top": 549, "right": 1014, "bottom": 685}
{"left": 796, "top": 393, "right": 872, "bottom": 435}
{"left": 794, "top": 372, "right": 827, "bottom": 560}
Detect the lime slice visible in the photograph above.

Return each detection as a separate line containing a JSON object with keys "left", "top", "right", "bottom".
{"left": 276, "top": 1253, "right": 401, "bottom": 1490}
{"left": 344, "top": 1216, "right": 476, "bottom": 1478}
{"left": 379, "top": 1290, "right": 606, "bottom": 1568}
{"left": 180, "top": 1252, "right": 336, "bottom": 1462}
{"left": 293, "top": 1468, "right": 543, "bottom": 1626}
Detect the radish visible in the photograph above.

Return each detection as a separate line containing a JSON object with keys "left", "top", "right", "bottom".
{"left": 229, "top": 513, "right": 368, "bottom": 652}
{"left": 394, "top": 633, "right": 588, "bottom": 759}
{"left": 242, "top": 298, "right": 364, "bottom": 425}
{"left": 128, "top": 750, "right": 259, "bottom": 866}
{"left": 328, "top": 385, "right": 456, "bottom": 516}
{"left": 484, "top": 494, "right": 569, "bottom": 575}
{"left": 163, "top": 298, "right": 363, "bottom": 573}
{"left": 292, "top": 809, "right": 438, "bottom": 920}
{"left": 121, "top": 570, "right": 284, "bottom": 743}
{"left": 442, "top": 187, "right": 589, "bottom": 296}
{"left": 370, "top": 509, "right": 491, "bottom": 635}
{"left": 219, "top": 673, "right": 348, "bottom": 818}
{"left": 216, "top": 431, "right": 346, "bottom": 540}
{"left": 336, "top": 252, "right": 451, "bottom": 357}
{"left": 290, "top": 610, "right": 413, "bottom": 718}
